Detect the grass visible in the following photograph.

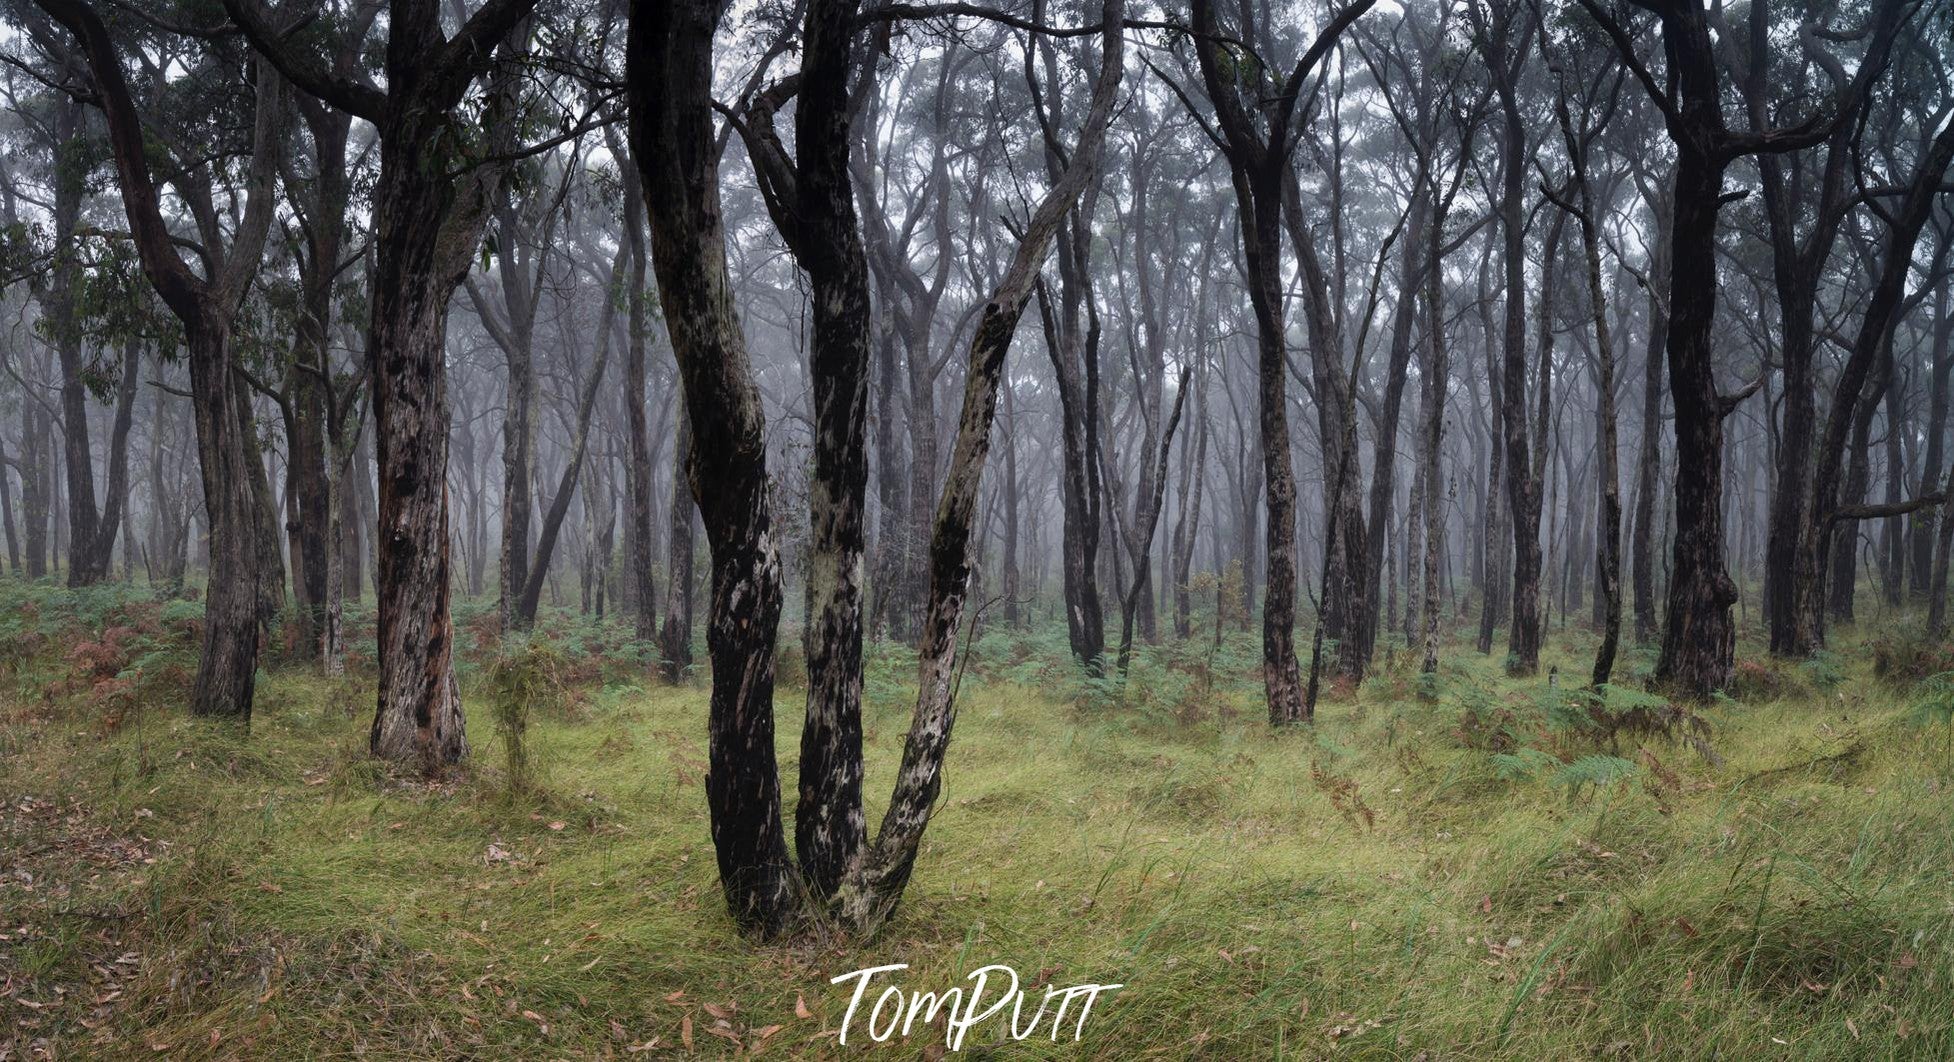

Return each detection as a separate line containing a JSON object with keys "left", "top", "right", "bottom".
{"left": 3, "top": 583, "right": 1953, "bottom": 1058}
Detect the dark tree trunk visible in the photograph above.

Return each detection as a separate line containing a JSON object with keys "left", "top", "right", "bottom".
{"left": 48, "top": 93, "right": 117, "bottom": 587}
{"left": 871, "top": 303, "right": 909, "bottom": 636}
{"left": 185, "top": 323, "right": 265, "bottom": 720}
{"left": 1541, "top": 70, "right": 1623, "bottom": 685}
{"left": 1171, "top": 407, "right": 1209, "bottom": 641}
{"left": 633, "top": 0, "right": 796, "bottom": 934}
{"left": 21, "top": 405, "right": 48, "bottom": 579}
{"left": 1651, "top": 149, "right": 1742, "bottom": 697}
{"left": 1419, "top": 166, "right": 1451, "bottom": 675}
{"left": 1489, "top": 20, "right": 1543, "bottom": 676}
{"left": 513, "top": 283, "right": 615, "bottom": 627}
{"left": 1241, "top": 176, "right": 1306, "bottom": 722}
{"left": 1283, "top": 175, "right": 1371, "bottom": 684}
{"left": 1190, "top": 0, "right": 1374, "bottom": 721}
{"left": 1364, "top": 183, "right": 1429, "bottom": 662}
{"left": 1880, "top": 359, "right": 1906, "bottom": 607}
{"left": 721, "top": 0, "right": 876, "bottom": 902}
{"left": 0, "top": 433, "right": 18, "bottom": 573}
{"left": 1001, "top": 380, "right": 1023, "bottom": 628}
{"left": 1801, "top": 119, "right": 1954, "bottom": 640}
{"left": 284, "top": 90, "right": 353, "bottom": 663}
{"left": 1581, "top": 0, "right": 1852, "bottom": 697}
{"left": 1118, "top": 369, "right": 1193, "bottom": 674}
{"left": 1747, "top": 0, "right": 1906, "bottom": 655}
{"left": 228, "top": 0, "right": 541, "bottom": 764}
{"left": 1826, "top": 350, "right": 1890, "bottom": 624}
{"left": 341, "top": 428, "right": 367, "bottom": 601}
{"left": 1040, "top": 270, "right": 1107, "bottom": 672}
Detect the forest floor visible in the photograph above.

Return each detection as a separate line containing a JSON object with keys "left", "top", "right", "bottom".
{"left": 3, "top": 583, "right": 1953, "bottom": 1059}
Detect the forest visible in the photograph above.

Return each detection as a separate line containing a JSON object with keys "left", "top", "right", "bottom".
{"left": 1, "top": 0, "right": 1953, "bottom": 1056}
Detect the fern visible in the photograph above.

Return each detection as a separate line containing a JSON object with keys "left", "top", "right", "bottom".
{"left": 1799, "top": 651, "right": 1847, "bottom": 692}
{"left": 1550, "top": 755, "right": 1640, "bottom": 798}
{"left": 1491, "top": 747, "right": 1559, "bottom": 781}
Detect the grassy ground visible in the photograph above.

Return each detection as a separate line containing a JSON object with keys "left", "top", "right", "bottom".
{"left": 3, "top": 585, "right": 1953, "bottom": 1058}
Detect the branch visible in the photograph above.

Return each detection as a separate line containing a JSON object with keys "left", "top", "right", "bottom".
{"left": 219, "top": 0, "right": 385, "bottom": 120}
{"left": 1831, "top": 493, "right": 1945, "bottom": 524}
{"left": 1716, "top": 373, "right": 1765, "bottom": 416}
{"left": 429, "top": 0, "right": 543, "bottom": 110}
{"left": 32, "top": 0, "right": 202, "bottom": 320}
{"left": 1575, "top": 0, "right": 1686, "bottom": 140}
{"left": 1269, "top": 0, "right": 1376, "bottom": 159}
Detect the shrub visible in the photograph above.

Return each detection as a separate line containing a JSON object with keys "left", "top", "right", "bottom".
{"left": 1870, "top": 628, "right": 1954, "bottom": 686}
{"left": 485, "top": 639, "right": 572, "bottom": 793}
{"left": 1728, "top": 658, "right": 1788, "bottom": 702}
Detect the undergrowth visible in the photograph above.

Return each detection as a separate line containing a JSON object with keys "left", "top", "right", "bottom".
{"left": 2, "top": 580, "right": 1952, "bottom": 1058}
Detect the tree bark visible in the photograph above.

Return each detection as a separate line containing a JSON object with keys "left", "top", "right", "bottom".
{"left": 228, "top": 0, "right": 540, "bottom": 768}
{"left": 632, "top": 0, "right": 796, "bottom": 934}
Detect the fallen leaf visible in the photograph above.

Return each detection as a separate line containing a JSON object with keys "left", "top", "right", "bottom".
{"left": 681, "top": 1014, "right": 693, "bottom": 1050}
{"left": 794, "top": 993, "right": 812, "bottom": 1020}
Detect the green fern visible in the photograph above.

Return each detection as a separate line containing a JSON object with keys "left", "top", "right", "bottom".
{"left": 1550, "top": 754, "right": 1639, "bottom": 798}
{"left": 1491, "top": 747, "right": 1559, "bottom": 782}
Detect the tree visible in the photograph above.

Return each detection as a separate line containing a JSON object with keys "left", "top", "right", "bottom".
{"left": 1538, "top": 14, "right": 1626, "bottom": 685}
{"left": 226, "top": 0, "right": 544, "bottom": 769}
{"left": 34, "top": 0, "right": 282, "bottom": 721}
{"left": 1182, "top": 0, "right": 1377, "bottom": 724}
{"left": 1582, "top": 0, "right": 1840, "bottom": 698}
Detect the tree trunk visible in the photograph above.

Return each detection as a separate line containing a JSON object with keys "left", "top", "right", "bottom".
{"left": 660, "top": 400, "right": 696, "bottom": 683}
{"left": 184, "top": 324, "right": 262, "bottom": 720}
{"left": 1493, "top": 74, "right": 1543, "bottom": 676}
{"left": 618, "top": 135, "right": 660, "bottom": 643}
{"left": 632, "top": 0, "right": 796, "bottom": 934}
{"left": 1419, "top": 171, "right": 1449, "bottom": 676}
{"left": 1118, "top": 369, "right": 1192, "bottom": 674}
{"left": 1630, "top": 188, "right": 1669, "bottom": 644}
{"left": 1651, "top": 153, "right": 1740, "bottom": 698}
{"left": 1915, "top": 290, "right": 1953, "bottom": 599}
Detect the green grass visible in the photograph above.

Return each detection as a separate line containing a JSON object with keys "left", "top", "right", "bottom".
{"left": 4, "top": 587, "right": 1954, "bottom": 1058}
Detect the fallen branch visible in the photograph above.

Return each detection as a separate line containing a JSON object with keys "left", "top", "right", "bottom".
{"left": 1739, "top": 740, "right": 1866, "bottom": 785}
